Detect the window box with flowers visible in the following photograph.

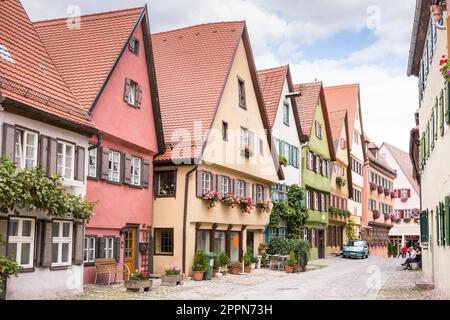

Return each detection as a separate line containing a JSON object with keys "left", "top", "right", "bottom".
{"left": 124, "top": 271, "right": 152, "bottom": 292}
{"left": 336, "top": 176, "right": 346, "bottom": 187}
{"left": 439, "top": 55, "right": 450, "bottom": 81}
{"left": 279, "top": 154, "right": 288, "bottom": 167}
{"left": 221, "top": 193, "right": 238, "bottom": 208}
{"left": 383, "top": 213, "right": 390, "bottom": 221}
{"left": 390, "top": 214, "right": 397, "bottom": 222}
{"left": 390, "top": 191, "right": 396, "bottom": 198}
{"left": 242, "top": 146, "right": 254, "bottom": 158}
{"left": 403, "top": 217, "right": 412, "bottom": 223}
{"left": 238, "top": 196, "right": 254, "bottom": 214}
{"left": 377, "top": 186, "right": 384, "bottom": 194}
{"left": 202, "top": 191, "right": 221, "bottom": 209}
{"left": 384, "top": 189, "right": 390, "bottom": 196}
{"left": 369, "top": 182, "right": 377, "bottom": 191}
{"left": 372, "top": 210, "right": 380, "bottom": 220}
{"left": 256, "top": 200, "right": 271, "bottom": 213}
{"left": 161, "top": 265, "right": 183, "bottom": 286}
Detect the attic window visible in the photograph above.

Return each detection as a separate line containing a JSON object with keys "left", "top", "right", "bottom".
{"left": 0, "top": 44, "right": 15, "bottom": 64}
{"left": 129, "top": 37, "right": 140, "bottom": 55}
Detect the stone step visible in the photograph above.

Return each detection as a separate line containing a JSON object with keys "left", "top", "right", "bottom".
{"left": 415, "top": 280, "right": 435, "bottom": 290}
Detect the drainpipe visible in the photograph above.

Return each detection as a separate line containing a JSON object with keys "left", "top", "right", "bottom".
{"left": 88, "top": 132, "right": 103, "bottom": 150}
{"left": 182, "top": 163, "right": 199, "bottom": 275}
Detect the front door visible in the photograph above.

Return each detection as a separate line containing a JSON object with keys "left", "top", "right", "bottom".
{"left": 124, "top": 227, "right": 137, "bottom": 280}
{"left": 318, "top": 230, "right": 325, "bottom": 259}
{"left": 247, "top": 231, "right": 254, "bottom": 254}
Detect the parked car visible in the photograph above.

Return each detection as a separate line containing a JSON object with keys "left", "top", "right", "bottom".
{"left": 342, "top": 240, "right": 369, "bottom": 259}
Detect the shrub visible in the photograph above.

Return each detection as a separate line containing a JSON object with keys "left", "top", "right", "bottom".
{"left": 0, "top": 256, "right": 21, "bottom": 289}
{"left": 243, "top": 253, "right": 252, "bottom": 267}
{"left": 214, "top": 252, "right": 230, "bottom": 270}
{"left": 286, "top": 251, "right": 297, "bottom": 267}
{"left": 192, "top": 250, "right": 209, "bottom": 272}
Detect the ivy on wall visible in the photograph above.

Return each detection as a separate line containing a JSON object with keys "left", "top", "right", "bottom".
{"left": 0, "top": 157, "right": 95, "bottom": 221}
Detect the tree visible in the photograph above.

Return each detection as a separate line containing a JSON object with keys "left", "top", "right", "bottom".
{"left": 346, "top": 218, "right": 359, "bottom": 241}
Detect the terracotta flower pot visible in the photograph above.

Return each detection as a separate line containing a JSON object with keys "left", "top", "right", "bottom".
{"left": 244, "top": 266, "right": 251, "bottom": 273}
{"left": 192, "top": 271, "right": 204, "bottom": 281}
{"left": 230, "top": 267, "right": 240, "bottom": 275}
{"left": 212, "top": 269, "right": 217, "bottom": 278}
{"left": 285, "top": 265, "right": 295, "bottom": 273}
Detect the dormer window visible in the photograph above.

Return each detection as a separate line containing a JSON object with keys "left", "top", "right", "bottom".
{"left": 124, "top": 78, "right": 143, "bottom": 108}
{"left": 238, "top": 77, "right": 246, "bottom": 109}
{"left": 315, "top": 121, "right": 322, "bottom": 139}
{"left": 283, "top": 102, "right": 289, "bottom": 126}
{"left": 129, "top": 37, "right": 140, "bottom": 55}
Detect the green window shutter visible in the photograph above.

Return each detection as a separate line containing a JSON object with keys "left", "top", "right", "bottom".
{"left": 436, "top": 206, "right": 440, "bottom": 246}
{"left": 427, "top": 122, "right": 430, "bottom": 158}
{"left": 440, "top": 89, "right": 445, "bottom": 136}
{"left": 434, "top": 101, "right": 438, "bottom": 141}
{"left": 431, "top": 109, "right": 435, "bottom": 150}
{"left": 419, "top": 134, "right": 423, "bottom": 169}
{"left": 445, "top": 196, "right": 450, "bottom": 245}
{"left": 446, "top": 82, "right": 450, "bottom": 124}
{"left": 420, "top": 210, "right": 428, "bottom": 243}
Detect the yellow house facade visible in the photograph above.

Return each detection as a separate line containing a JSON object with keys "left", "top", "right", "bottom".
{"left": 151, "top": 22, "right": 280, "bottom": 275}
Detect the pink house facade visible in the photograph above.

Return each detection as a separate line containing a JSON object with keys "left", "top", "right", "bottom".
{"left": 35, "top": 6, "right": 164, "bottom": 283}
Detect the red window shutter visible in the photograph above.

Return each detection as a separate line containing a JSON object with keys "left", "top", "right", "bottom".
{"left": 74, "top": 146, "right": 85, "bottom": 181}
{"left": 407, "top": 189, "right": 411, "bottom": 198}
{"left": 136, "top": 84, "right": 143, "bottom": 108}
{"left": 123, "top": 78, "right": 131, "bottom": 102}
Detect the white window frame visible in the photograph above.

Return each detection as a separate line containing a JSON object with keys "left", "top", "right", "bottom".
{"left": 57, "top": 140, "right": 75, "bottom": 180}
{"left": 257, "top": 185, "right": 263, "bottom": 203}
{"left": 306, "top": 190, "right": 311, "bottom": 209}
{"left": 221, "top": 176, "right": 230, "bottom": 196}
{"left": 128, "top": 80, "right": 137, "bottom": 106}
{"left": 315, "top": 155, "right": 321, "bottom": 174}
{"left": 8, "top": 217, "right": 35, "bottom": 268}
{"left": 83, "top": 236, "right": 96, "bottom": 263}
{"left": 283, "top": 102, "right": 289, "bottom": 125}
{"left": 104, "top": 237, "right": 114, "bottom": 259}
{"left": 15, "top": 128, "right": 38, "bottom": 169}
{"left": 400, "top": 189, "right": 408, "bottom": 199}
{"left": 303, "top": 228, "right": 308, "bottom": 241}
{"left": 311, "top": 228, "right": 316, "bottom": 247}
{"left": 238, "top": 180, "right": 245, "bottom": 197}
{"left": 108, "top": 151, "right": 121, "bottom": 182}
{"left": 240, "top": 127, "right": 249, "bottom": 151}
{"left": 313, "top": 192, "right": 319, "bottom": 210}
{"left": 88, "top": 145, "right": 97, "bottom": 178}
{"left": 130, "top": 156, "right": 141, "bottom": 186}
{"left": 201, "top": 172, "right": 212, "bottom": 195}
{"left": 52, "top": 220, "right": 73, "bottom": 267}
{"left": 307, "top": 151, "right": 314, "bottom": 169}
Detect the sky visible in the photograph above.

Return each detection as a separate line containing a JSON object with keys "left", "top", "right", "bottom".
{"left": 21, "top": 0, "right": 418, "bottom": 152}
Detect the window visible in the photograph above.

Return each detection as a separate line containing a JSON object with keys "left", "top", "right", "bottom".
{"left": 213, "top": 231, "right": 226, "bottom": 254}
{"left": 269, "top": 228, "right": 277, "bottom": 241}
{"left": 155, "top": 171, "right": 176, "bottom": 197}
{"left": 313, "top": 192, "right": 319, "bottom": 210}
{"left": 256, "top": 185, "right": 264, "bottom": 203}
{"left": 222, "top": 121, "right": 228, "bottom": 141}
{"left": 351, "top": 158, "right": 363, "bottom": 176}
{"left": 56, "top": 141, "right": 75, "bottom": 180}
{"left": 154, "top": 228, "right": 173, "bottom": 255}
{"left": 15, "top": 129, "right": 38, "bottom": 169}
{"left": 130, "top": 156, "right": 141, "bottom": 186}
{"left": 369, "top": 199, "right": 377, "bottom": 211}
{"left": 400, "top": 189, "right": 410, "bottom": 199}
{"left": 221, "top": 176, "right": 230, "bottom": 197}
{"left": 108, "top": 151, "right": 121, "bottom": 182}
{"left": 292, "top": 146, "right": 299, "bottom": 168}
{"left": 238, "top": 77, "right": 246, "bottom": 108}
{"left": 88, "top": 145, "right": 97, "bottom": 178}
{"left": 7, "top": 218, "right": 34, "bottom": 268}
{"left": 321, "top": 193, "right": 326, "bottom": 212}
{"left": 127, "top": 80, "right": 137, "bottom": 106}
{"left": 240, "top": 127, "right": 249, "bottom": 151}
{"left": 321, "top": 159, "right": 328, "bottom": 177}
{"left": 305, "top": 190, "right": 311, "bottom": 209}
{"left": 315, "top": 121, "right": 322, "bottom": 139}
{"left": 83, "top": 236, "right": 96, "bottom": 263}
{"left": 0, "top": 43, "right": 15, "bottom": 63}
{"left": 104, "top": 237, "right": 114, "bottom": 259}
{"left": 259, "top": 139, "right": 264, "bottom": 156}
{"left": 279, "top": 228, "right": 287, "bottom": 239}
{"left": 201, "top": 172, "right": 212, "bottom": 195}
{"left": 303, "top": 228, "right": 308, "bottom": 241}
{"left": 307, "top": 151, "right": 314, "bottom": 170}
{"left": 196, "top": 230, "right": 211, "bottom": 252}
{"left": 353, "top": 130, "right": 359, "bottom": 145}
{"left": 311, "top": 228, "right": 316, "bottom": 247}
{"left": 129, "top": 37, "right": 140, "bottom": 55}
{"left": 52, "top": 220, "right": 73, "bottom": 267}
{"left": 353, "top": 189, "right": 362, "bottom": 203}
{"left": 283, "top": 103, "right": 289, "bottom": 125}
{"left": 237, "top": 180, "right": 245, "bottom": 197}
{"left": 315, "top": 155, "right": 321, "bottom": 174}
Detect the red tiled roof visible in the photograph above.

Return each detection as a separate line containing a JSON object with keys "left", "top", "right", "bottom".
{"left": 323, "top": 84, "right": 360, "bottom": 148}
{"left": 0, "top": 0, "right": 93, "bottom": 128}
{"left": 329, "top": 110, "right": 347, "bottom": 145}
{"left": 34, "top": 7, "right": 143, "bottom": 110}
{"left": 366, "top": 136, "right": 396, "bottom": 176}
{"left": 383, "top": 143, "right": 420, "bottom": 195}
{"left": 294, "top": 82, "right": 322, "bottom": 136}
{"left": 257, "top": 65, "right": 288, "bottom": 128}
{"left": 152, "top": 21, "right": 245, "bottom": 156}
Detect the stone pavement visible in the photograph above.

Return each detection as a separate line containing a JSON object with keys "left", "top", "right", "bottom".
{"left": 58, "top": 256, "right": 446, "bottom": 300}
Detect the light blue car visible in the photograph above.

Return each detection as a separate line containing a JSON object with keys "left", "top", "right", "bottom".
{"left": 342, "top": 240, "right": 369, "bottom": 259}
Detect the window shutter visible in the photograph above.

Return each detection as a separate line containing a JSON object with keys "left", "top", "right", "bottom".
{"left": 217, "top": 176, "right": 223, "bottom": 196}
{"left": 1, "top": 123, "right": 15, "bottom": 160}
{"left": 263, "top": 186, "right": 267, "bottom": 201}
{"left": 39, "top": 135, "right": 49, "bottom": 174}
{"left": 124, "top": 153, "right": 132, "bottom": 185}
{"left": 101, "top": 147, "right": 110, "bottom": 180}
{"left": 47, "top": 138, "right": 58, "bottom": 177}
{"left": 446, "top": 197, "right": 450, "bottom": 245}
{"left": 245, "top": 182, "right": 250, "bottom": 197}
{"left": 249, "top": 131, "right": 255, "bottom": 153}
{"left": 407, "top": 189, "right": 411, "bottom": 198}
{"left": 436, "top": 206, "right": 440, "bottom": 246}
{"left": 98, "top": 237, "right": 106, "bottom": 258}
{"left": 211, "top": 174, "right": 217, "bottom": 192}
{"left": 73, "top": 222, "right": 84, "bottom": 265}
{"left": 252, "top": 184, "right": 257, "bottom": 203}
{"left": 446, "top": 82, "right": 450, "bottom": 124}
{"left": 114, "top": 238, "right": 121, "bottom": 262}
{"left": 129, "top": 38, "right": 136, "bottom": 52}
{"left": 141, "top": 159, "right": 150, "bottom": 188}
{"left": 75, "top": 146, "right": 85, "bottom": 181}
{"left": 123, "top": 78, "right": 131, "bottom": 102}
{"left": 136, "top": 84, "right": 143, "bottom": 108}
{"left": 0, "top": 218, "right": 7, "bottom": 257}
{"left": 196, "top": 170, "right": 203, "bottom": 197}
{"left": 40, "top": 221, "right": 53, "bottom": 267}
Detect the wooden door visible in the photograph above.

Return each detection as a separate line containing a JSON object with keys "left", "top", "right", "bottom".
{"left": 318, "top": 230, "right": 325, "bottom": 259}
{"left": 124, "top": 227, "right": 137, "bottom": 280}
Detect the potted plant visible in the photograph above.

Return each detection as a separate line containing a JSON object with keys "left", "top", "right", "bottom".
{"left": 336, "top": 176, "right": 346, "bottom": 187}
{"left": 295, "top": 240, "right": 310, "bottom": 272}
{"left": 403, "top": 217, "right": 412, "bottom": 223}
{"left": 279, "top": 154, "right": 288, "bottom": 167}
{"left": 243, "top": 253, "right": 252, "bottom": 273}
{"left": 202, "top": 190, "right": 221, "bottom": 209}
{"left": 390, "top": 191, "right": 396, "bottom": 198}
{"left": 238, "top": 196, "right": 254, "bottom": 214}
{"left": 192, "top": 250, "right": 208, "bottom": 281}
{"left": 373, "top": 210, "right": 380, "bottom": 220}
{"left": 214, "top": 252, "right": 230, "bottom": 275}
{"left": 161, "top": 264, "right": 183, "bottom": 286}
{"left": 243, "top": 146, "right": 253, "bottom": 157}
{"left": 285, "top": 251, "right": 297, "bottom": 273}
{"left": 256, "top": 200, "right": 271, "bottom": 213}
{"left": 0, "top": 256, "right": 21, "bottom": 300}
{"left": 124, "top": 270, "right": 152, "bottom": 292}
{"left": 369, "top": 182, "right": 377, "bottom": 191}
{"left": 229, "top": 261, "right": 242, "bottom": 275}
{"left": 384, "top": 213, "right": 390, "bottom": 221}
{"left": 221, "top": 193, "right": 238, "bottom": 208}
{"left": 390, "top": 213, "right": 397, "bottom": 222}
{"left": 377, "top": 185, "right": 384, "bottom": 194}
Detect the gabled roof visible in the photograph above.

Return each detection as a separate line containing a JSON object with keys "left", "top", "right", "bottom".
{"left": 258, "top": 64, "right": 304, "bottom": 139}
{"left": 34, "top": 6, "right": 165, "bottom": 151}
{"left": 382, "top": 142, "right": 420, "bottom": 195}
{"left": 294, "top": 81, "right": 336, "bottom": 160}
{"left": 365, "top": 136, "right": 396, "bottom": 178}
{"left": 0, "top": 0, "right": 94, "bottom": 130}
{"left": 294, "top": 82, "right": 322, "bottom": 136}
{"left": 34, "top": 7, "right": 143, "bottom": 110}
{"left": 329, "top": 110, "right": 347, "bottom": 150}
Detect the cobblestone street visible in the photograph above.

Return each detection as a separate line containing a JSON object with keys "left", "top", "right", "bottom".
{"left": 60, "top": 256, "right": 446, "bottom": 300}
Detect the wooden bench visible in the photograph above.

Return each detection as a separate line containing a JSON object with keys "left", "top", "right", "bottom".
{"left": 94, "top": 258, "right": 130, "bottom": 285}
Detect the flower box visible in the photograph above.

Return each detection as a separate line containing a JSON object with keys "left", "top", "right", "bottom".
{"left": 384, "top": 189, "right": 390, "bottom": 196}
{"left": 377, "top": 186, "right": 384, "bottom": 194}
{"left": 373, "top": 210, "right": 380, "bottom": 220}
{"left": 124, "top": 279, "right": 152, "bottom": 292}
{"left": 161, "top": 274, "right": 183, "bottom": 286}
{"left": 383, "top": 213, "right": 390, "bottom": 221}
{"left": 369, "top": 182, "right": 377, "bottom": 191}
{"left": 390, "top": 191, "right": 396, "bottom": 198}
{"left": 202, "top": 191, "right": 221, "bottom": 209}
{"left": 336, "top": 176, "right": 346, "bottom": 187}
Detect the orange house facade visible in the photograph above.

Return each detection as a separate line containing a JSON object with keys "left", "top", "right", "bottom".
{"left": 362, "top": 139, "right": 396, "bottom": 257}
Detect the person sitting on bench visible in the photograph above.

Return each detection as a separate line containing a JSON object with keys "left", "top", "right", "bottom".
{"left": 403, "top": 247, "right": 421, "bottom": 270}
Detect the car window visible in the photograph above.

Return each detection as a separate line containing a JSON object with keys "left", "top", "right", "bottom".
{"left": 347, "top": 240, "right": 365, "bottom": 247}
